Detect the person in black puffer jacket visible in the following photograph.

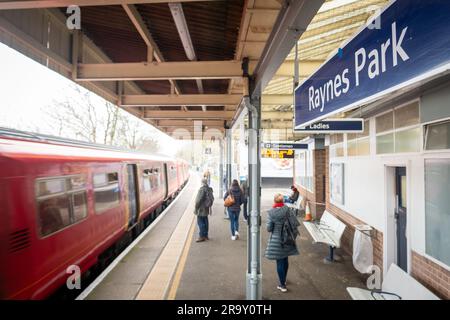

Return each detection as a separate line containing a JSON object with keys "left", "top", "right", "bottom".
{"left": 223, "top": 179, "right": 243, "bottom": 240}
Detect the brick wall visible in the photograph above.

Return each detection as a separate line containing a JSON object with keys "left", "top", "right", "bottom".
{"left": 327, "top": 202, "right": 384, "bottom": 271}
{"left": 411, "top": 251, "right": 450, "bottom": 299}
{"left": 313, "top": 149, "right": 326, "bottom": 219}
{"left": 324, "top": 147, "right": 384, "bottom": 271}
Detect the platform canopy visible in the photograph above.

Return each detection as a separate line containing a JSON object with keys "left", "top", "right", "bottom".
{"left": 0, "top": 0, "right": 315, "bottom": 137}
{"left": 261, "top": 0, "right": 390, "bottom": 141}
{"left": 0, "top": 0, "right": 390, "bottom": 140}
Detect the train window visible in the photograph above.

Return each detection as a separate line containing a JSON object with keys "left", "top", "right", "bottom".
{"left": 36, "top": 175, "right": 88, "bottom": 237}
{"left": 73, "top": 192, "right": 87, "bottom": 222}
{"left": 38, "top": 194, "right": 71, "bottom": 237}
{"left": 37, "top": 179, "right": 65, "bottom": 196}
{"left": 143, "top": 169, "right": 152, "bottom": 192}
{"left": 151, "top": 168, "right": 160, "bottom": 189}
{"left": 94, "top": 172, "right": 120, "bottom": 214}
{"left": 143, "top": 168, "right": 161, "bottom": 191}
{"left": 169, "top": 165, "right": 177, "bottom": 179}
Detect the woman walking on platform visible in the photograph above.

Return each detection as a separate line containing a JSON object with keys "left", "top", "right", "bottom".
{"left": 223, "top": 179, "right": 243, "bottom": 240}
{"left": 265, "top": 194, "right": 299, "bottom": 292}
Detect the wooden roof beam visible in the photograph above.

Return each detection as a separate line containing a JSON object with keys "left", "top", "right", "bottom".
{"left": 76, "top": 61, "right": 244, "bottom": 81}
{"left": 144, "top": 110, "right": 235, "bottom": 119}
{"left": 120, "top": 94, "right": 242, "bottom": 107}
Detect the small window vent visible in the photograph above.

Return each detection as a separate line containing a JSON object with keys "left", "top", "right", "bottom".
{"left": 9, "top": 228, "right": 31, "bottom": 253}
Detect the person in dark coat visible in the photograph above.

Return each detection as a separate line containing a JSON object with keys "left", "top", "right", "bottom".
{"left": 223, "top": 179, "right": 243, "bottom": 240}
{"left": 194, "top": 178, "right": 214, "bottom": 242}
{"left": 265, "top": 193, "right": 299, "bottom": 292}
{"left": 240, "top": 179, "right": 249, "bottom": 220}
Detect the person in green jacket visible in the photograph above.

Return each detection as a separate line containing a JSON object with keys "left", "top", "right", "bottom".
{"left": 194, "top": 178, "right": 214, "bottom": 242}
{"left": 264, "top": 193, "right": 299, "bottom": 292}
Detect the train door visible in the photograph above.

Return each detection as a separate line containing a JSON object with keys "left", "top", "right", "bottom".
{"left": 163, "top": 163, "right": 169, "bottom": 199}
{"left": 126, "top": 164, "right": 139, "bottom": 227}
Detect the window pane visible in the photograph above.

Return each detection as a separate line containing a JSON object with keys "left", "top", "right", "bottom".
{"left": 395, "top": 102, "right": 419, "bottom": 129}
{"left": 73, "top": 192, "right": 87, "bottom": 222}
{"left": 68, "top": 176, "right": 86, "bottom": 190}
{"left": 38, "top": 195, "right": 70, "bottom": 236}
{"left": 425, "top": 159, "right": 450, "bottom": 266}
{"left": 376, "top": 133, "right": 394, "bottom": 154}
{"left": 358, "top": 137, "right": 370, "bottom": 156}
{"left": 330, "top": 134, "right": 343, "bottom": 144}
{"left": 306, "top": 150, "right": 313, "bottom": 190}
{"left": 107, "top": 172, "right": 119, "bottom": 183}
{"left": 330, "top": 143, "right": 344, "bottom": 157}
{"left": 294, "top": 152, "right": 305, "bottom": 186}
{"left": 95, "top": 183, "right": 120, "bottom": 213}
{"left": 400, "top": 176, "right": 407, "bottom": 208}
{"left": 93, "top": 173, "right": 107, "bottom": 187}
{"left": 37, "top": 179, "right": 65, "bottom": 197}
{"left": 425, "top": 121, "right": 450, "bottom": 150}
{"left": 347, "top": 139, "right": 358, "bottom": 156}
{"left": 143, "top": 176, "right": 151, "bottom": 192}
{"left": 376, "top": 111, "right": 393, "bottom": 133}
{"left": 395, "top": 127, "right": 421, "bottom": 153}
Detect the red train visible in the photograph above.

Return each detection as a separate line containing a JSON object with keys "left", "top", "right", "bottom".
{"left": 0, "top": 129, "right": 189, "bottom": 299}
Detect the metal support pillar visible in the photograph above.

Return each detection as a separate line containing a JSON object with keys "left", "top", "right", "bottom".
{"left": 244, "top": 95, "right": 262, "bottom": 300}
{"left": 226, "top": 129, "right": 232, "bottom": 190}
{"left": 219, "top": 138, "right": 224, "bottom": 196}
{"left": 225, "top": 129, "right": 232, "bottom": 219}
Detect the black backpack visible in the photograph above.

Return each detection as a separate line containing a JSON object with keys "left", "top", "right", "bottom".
{"left": 280, "top": 209, "right": 300, "bottom": 247}
{"left": 203, "top": 187, "right": 214, "bottom": 208}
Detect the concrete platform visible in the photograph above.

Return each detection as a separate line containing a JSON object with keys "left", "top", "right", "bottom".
{"left": 81, "top": 176, "right": 368, "bottom": 300}
{"left": 82, "top": 177, "right": 199, "bottom": 300}
{"left": 174, "top": 187, "right": 368, "bottom": 300}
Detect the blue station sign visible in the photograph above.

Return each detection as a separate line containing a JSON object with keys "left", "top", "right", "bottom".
{"left": 294, "top": 118, "right": 364, "bottom": 134}
{"left": 294, "top": 0, "right": 450, "bottom": 128}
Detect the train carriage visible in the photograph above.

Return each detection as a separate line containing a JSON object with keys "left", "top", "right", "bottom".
{"left": 0, "top": 129, "right": 189, "bottom": 299}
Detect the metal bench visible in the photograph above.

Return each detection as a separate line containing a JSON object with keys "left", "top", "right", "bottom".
{"left": 347, "top": 263, "right": 440, "bottom": 300}
{"left": 303, "top": 210, "right": 346, "bottom": 263}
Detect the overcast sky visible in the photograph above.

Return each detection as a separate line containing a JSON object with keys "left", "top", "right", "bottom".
{"left": 0, "top": 42, "right": 180, "bottom": 156}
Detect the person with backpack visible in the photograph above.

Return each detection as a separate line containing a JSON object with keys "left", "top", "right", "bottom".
{"left": 194, "top": 178, "right": 214, "bottom": 242}
{"left": 264, "top": 193, "right": 300, "bottom": 292}
{"left": 223, "top": 179, "right": 243, "bottom": 240}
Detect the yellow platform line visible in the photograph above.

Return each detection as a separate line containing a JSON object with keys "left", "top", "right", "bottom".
{"left": 136, "top": 180, "right": 198, "bottom": 300}
{"left": 167, "top": 216, "right": 196, "bottom": 300}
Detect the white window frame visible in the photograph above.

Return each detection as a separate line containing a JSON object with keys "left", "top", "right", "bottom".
{"left": 422, "top": 117, "right": 450, "bottom": 153}
{"left": 375, "top": 99, "right": 422, "bottom": 155}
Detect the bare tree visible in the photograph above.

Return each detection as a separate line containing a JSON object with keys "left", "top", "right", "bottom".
{"left": 43, "top": 84, "right": 160, "bottom": 154}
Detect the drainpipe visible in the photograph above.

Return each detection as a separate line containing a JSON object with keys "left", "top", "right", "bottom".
{"left": 243, "top": 96, "right": 262, "bottom": 300}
